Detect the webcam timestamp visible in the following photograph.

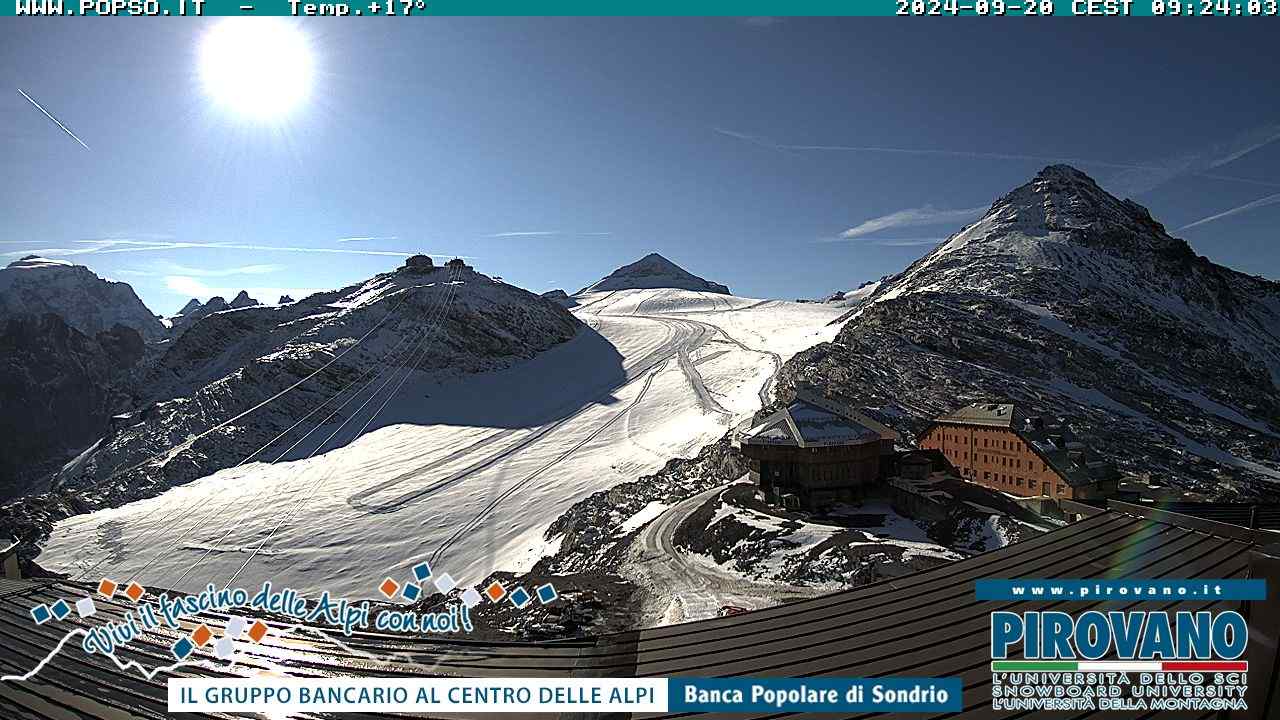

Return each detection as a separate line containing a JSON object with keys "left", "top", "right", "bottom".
{"left": 897, "top": 0, "right": 1277, "bottom": 13}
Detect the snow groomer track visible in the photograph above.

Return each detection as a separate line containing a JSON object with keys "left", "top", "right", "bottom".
{"left": 3, "top": 502, "right": 1278, "bottom": 719}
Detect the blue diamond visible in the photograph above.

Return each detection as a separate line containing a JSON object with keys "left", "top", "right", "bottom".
{"left": 536, "top": 583, "right": 557, "bottom": 605}
{"left": 402, "top": 583, "right": 421, "bottom": 601}
{"left": 509, "top": 587, "right": 531, "bottom": 609}
{"left": 30, "top": 604, "right": 51, "bottom": 625}
{"left": 412, "top": 562, "right": 432, "bottom": 582}
{"left": 172, "top": 637, "right": 194, "bottom": 661}
{"left": 50, "top": 599, "right": 70, "bottom": 620}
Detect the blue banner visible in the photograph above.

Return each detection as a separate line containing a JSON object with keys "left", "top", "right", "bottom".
{"left": 974, "top": 579, "right": 1266, "bottom": 601}
{"left": 668, "top": 677, "right": 962, "bottom": 713}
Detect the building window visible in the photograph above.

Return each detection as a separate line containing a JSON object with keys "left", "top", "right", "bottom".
{"left": 1016, "top": 477, "right": 1024, "bottom": 487}
{"left": 1057, "top": 484, "right": 1066, "bottom": 495}
{"left": 984, "top": 471, "right": 991, "bottom": 480}
{"left": 1029, "top": 479, "right": 1037, "bottom": 490}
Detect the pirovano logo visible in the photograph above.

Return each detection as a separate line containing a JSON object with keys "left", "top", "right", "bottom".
{"left": 979, "top": 579, "right": 1263, "bottom": 713}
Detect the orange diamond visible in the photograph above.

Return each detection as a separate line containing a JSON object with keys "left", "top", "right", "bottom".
{"left": 124, "top": 582, "right": 145, "bottom": 602}
{"left": 247, "top": 620, "right": 268, "bottom": 643}
{"left": 484, "top": 582, "right": 506, "bottom": 602}
{"left": 378, "top": 578, "right": 399, "bottom": 599}
{"left": 191, "top": 624, "right": 213, "bottom": 647}
{"left": 97, "top": 579, "right": 117, "bottom": 599}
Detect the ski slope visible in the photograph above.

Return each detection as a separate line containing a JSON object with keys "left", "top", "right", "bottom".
{"left": 39, "top": 289, "right": 844, "bottom": 598}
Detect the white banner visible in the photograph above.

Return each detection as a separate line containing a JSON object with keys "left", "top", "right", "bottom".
{"left": 168, "top": 677, "right": 668, "bottom": 713}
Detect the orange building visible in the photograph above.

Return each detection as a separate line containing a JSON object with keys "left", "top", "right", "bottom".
{"left": 918, "top": 403, "right": 1118, "bottom": 501}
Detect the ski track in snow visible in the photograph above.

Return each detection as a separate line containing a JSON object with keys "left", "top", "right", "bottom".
{"left": 40, "top": 288, "right": 844, "bottom": 598}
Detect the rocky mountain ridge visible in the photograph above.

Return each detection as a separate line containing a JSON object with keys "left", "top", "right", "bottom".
{"left": 1, "top": 261, "right": 582, "bottom": 550}
{"left": 577, "top": 252, "right": 731, "bottom": 295}
{"left": 781, "top": 165, "right": 1280, "bottom": 499}
{"left": 0, "top": 255, "right": 166, "bottom": 341}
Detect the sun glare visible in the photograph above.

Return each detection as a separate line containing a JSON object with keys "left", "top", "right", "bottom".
{"left": 199, "top": 19, "right": 314, "bottom": 122}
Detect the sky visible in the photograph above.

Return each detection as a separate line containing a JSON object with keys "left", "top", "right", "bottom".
{"left": 1, "top": 18, "right": 1277, "bottom": 315}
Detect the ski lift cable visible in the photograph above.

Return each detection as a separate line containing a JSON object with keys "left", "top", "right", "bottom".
{"left": 114, "top": 278, "right": 452, "bottom": 587}
{"left": 67, "top": 276, "right": 440, "bottom": 584}
{"left": 160, "top": 266, "right": 467, "bottom": 590}
{"left": 223, "top": 268, "right": 468, "bottom": 588}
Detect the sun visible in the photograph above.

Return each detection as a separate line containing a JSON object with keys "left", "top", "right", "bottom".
{"left": 198, "top": 19, "right": 314, "bottom": 122}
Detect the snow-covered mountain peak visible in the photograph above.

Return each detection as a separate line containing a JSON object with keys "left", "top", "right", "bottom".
{"left": 8, "top": 255, "right": 74, "bottom": 269}
{"left": 0, "top": 254, "right": 166, "bottom": 341}
{"left": 869, "top": 165, "right": 1253, "bottom": 314}
{"left": 971, "top": 164, "right": 1177, "bottom": 255}
{"left": 578, "top": 252, "right": 730, "bottom": 295}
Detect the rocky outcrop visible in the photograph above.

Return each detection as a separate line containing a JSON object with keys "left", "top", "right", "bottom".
{"left": 0, "top": 314, "right": 143, "bottom": 500}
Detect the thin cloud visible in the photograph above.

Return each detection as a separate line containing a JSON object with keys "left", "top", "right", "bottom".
{"left": 486, "top": 231, "right": 613, "bottom": 238}
{"left": 17, "top": 88, "right": 90, "bottom": 151}
{"left": 838, "top": 206, "right": 986, "bottom": 239}
{"left": 123, "top": 260, "right": 287, "bottom": 278}
{"left": 4, "top": 238, "right": 475, "bottom": 260}
{"left": 816, "top": 236, "right": 945, "bottom": 247}
{"left": 163, "top": 276, "right": 321, "bottom": 304}
{"left": 1179, "top": 192, "right": 1280, "bottom": 231}
{"left": 335, "top": 235, "right": 399, "bottom": 243}
{"left": 714, "top": 127, "right": 1280, "bottom": 194}
{"left": 869, "top": 237, "right": 946, "bottom": 247}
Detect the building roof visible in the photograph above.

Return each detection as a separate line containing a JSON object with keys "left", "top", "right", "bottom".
{"left": 936, "top": 401, "right": 1021, "bottom": 427}
{"left": 741, "top": 390, "right": 898, "bottom": 448}
{"left": 0, "top": 504, "right": 1272, "bottom": 718}
{"left": 928, "top": 402, "right": 1120, "bottom": 488}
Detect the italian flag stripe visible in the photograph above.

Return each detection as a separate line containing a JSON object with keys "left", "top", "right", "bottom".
{"left": 992, "top": 660, "right": 1246, "bottom": 672}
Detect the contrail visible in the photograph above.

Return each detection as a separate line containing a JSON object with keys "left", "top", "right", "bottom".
{"left": 17, "top": 87, "right": 90, "bottom": 150}
{"left": 713, "top": 128, "right": 1280, "bottom": 190}
{"left": 1179, "top": 192, "right": 1280, "bottom": 231}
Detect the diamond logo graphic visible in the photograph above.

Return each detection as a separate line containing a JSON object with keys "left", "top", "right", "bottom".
{"left": 75, "top": 597, "right": 97, "bottom": 619}
{"left": 97, "top": 579, "right": 117, "bottom": 599}
{"left": 171, "top": 637, "right": 194, "bottom": 661}
{"left": 433, "top": 573, "right": 456, "bottom": 594}
{"left": 191, "top": 624, "right": 214, "bottom": 647}
{"left": 247, "top": 620, "right": 269, "bottom": 643}
{"left": 225, "top": 616, "right": 247, "bottom": 639}
{"left": 378, "top": 578, "right": 400, "bottom": 599}
{"left": 509, "top": 587, "right": 531, "bottom": 609}
{"left": 484, "top": 582, "right": 507, "bottom": 602}
{"left": 536, "top": 583, "right": 558, "bottom": 605}
{"left": 460, "top": 587, "right": 482, "bottom": 608}
{"left": 30, "top": 604, "right": 51, "bottom": 625}
{"left": 402, "top": 583, "right": 421, "bottom": 602}
{"left": 50, "top": 599, "right": 71, "bottom": 620}
{"left": 412, "top": 562, "right": 432, "bottom": 582}
{"left": 124, "top": 582, "right": 145, "bottom": 602}
{"left": 215, "top": 637, "right": 235, "bottom": 660}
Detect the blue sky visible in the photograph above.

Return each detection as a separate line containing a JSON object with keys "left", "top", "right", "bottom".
{"left": 2, "top": 18, "right": 1277, "bottom": 315}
